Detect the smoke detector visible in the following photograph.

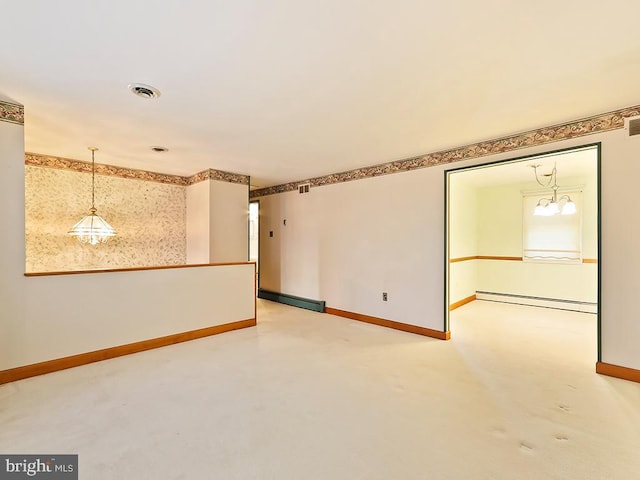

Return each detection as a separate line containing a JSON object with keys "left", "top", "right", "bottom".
{"left": 128, "top": 83, "right": 161, "bottom": 99}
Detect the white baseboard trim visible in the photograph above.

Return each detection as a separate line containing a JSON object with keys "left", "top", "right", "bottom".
{"left": 475, "top": 291, "right": 597, "bottom": 314}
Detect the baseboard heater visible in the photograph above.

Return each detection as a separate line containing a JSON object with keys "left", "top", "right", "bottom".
{"left": 258, "top": 289, "right": 326, "bottom": 313}
{"left": 476, "top": 291, "right": 597, "bottom": 314}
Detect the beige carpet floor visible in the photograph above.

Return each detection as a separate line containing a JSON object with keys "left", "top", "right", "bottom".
{"left": 1, "top": 299, "right": 639, "bottom": 479}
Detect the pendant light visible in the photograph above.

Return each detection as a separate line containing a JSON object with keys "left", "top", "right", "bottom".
{"left": 68, "top": 147, "right": 117, "bottom": 245}
{"left": 530, "top": 163, "right": 576, "bottom": 216}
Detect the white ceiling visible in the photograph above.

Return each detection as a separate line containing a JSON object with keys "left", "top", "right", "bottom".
{"left": 2, "top": 1, "right": 639, "bottom": 188}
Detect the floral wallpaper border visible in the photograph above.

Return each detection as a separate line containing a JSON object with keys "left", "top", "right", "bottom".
{"left": 25, "top": 153, "right": 249, "bottom": 186}
{"left": 25, "top": 153, "right": 189, "bottom": 185}
{"left": 187, "top": 169, "right": 250, "bottom": 185}
{"left": 0, "top": 100, "right": 24, "bottom": 125}
{"left": 250, "top": 104, "right": 640, "bottom": 198}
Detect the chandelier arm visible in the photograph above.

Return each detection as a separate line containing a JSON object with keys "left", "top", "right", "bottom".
{"left": 532, "top": 165, "right": 554, "bottom": 188}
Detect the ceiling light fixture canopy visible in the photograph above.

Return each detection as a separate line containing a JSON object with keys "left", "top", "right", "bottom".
{"left": 530, "top": 163, "right": 576, "bottom": 216}
{"left": 68, "top": 147, "right": 117, "bottom": 245}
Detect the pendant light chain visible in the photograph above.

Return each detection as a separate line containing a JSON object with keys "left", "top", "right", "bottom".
{"left": 91, "top": 148, "right": 96, "bottom": 211}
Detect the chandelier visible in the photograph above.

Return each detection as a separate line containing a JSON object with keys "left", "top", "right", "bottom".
{"left": 530, "top": 163, "right": 576, "bottom": 216}
{"left": 68, "top": 147, "right": 117, "bottom": 245}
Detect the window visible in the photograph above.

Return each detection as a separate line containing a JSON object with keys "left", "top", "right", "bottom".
{"left": 522, "top": 189, "right": 582, "bottom": 263}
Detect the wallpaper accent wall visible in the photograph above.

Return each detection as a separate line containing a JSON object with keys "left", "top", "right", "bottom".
{"left": 250, "top": 104, "right": 640, "bottom": 198}
{"left": 26, "top": 165, "right": 186, "bottom": 272}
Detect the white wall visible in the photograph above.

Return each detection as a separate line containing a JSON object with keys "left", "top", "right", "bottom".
{"left": 0, "top": 108, "right": 26, "bottom": 370}
{"left": 260, "top": 167, "right": 445, "bottom": 329}
{"left": 260, "top": 187, "right": 321, "bottom": 297}
{"left": 209, "top": 180, "right": 249, "bottom": 263}
{"left": 257, "top": 130, "right": 640, "bottom": 371}
{"left": 6, "top": 264, "right": 255, "bottom": 370}
{"left": 600, "top": 131, "right": 640, "bottom": 370}
{"left": 187, "top": 179, "right": 249, "bottom": 264}
{"left": 449, "top": 170, "right": 597, "bottom": 307}
{"left": 448, "top": 175, "right": 478, "bottom": 304}
{"left": 475, "top": 175, "right": 598, "bottom": 302}
{"left": 186, "top": 180, "right": 211, "bottom": 264}
{"left": 476, "top": 183, "right": 523, "bottom": 256}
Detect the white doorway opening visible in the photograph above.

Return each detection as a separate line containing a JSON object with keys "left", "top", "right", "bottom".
{"left": 249, "top": 200, "right": 259, "bottom": 289}
{"left": 445, "top": 144, "right": 600, "bottom": 359}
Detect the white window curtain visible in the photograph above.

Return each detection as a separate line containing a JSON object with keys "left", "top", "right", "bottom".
{"left": 522, "top": 190, "right": 582, "bottom": 263}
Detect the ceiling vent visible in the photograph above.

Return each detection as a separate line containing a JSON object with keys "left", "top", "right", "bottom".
{"left": 298, "top": 183, "right": 310, "bottom": 194}
{"left": 128, "top": 83, "right": 161, "bottom": 99}
{"left": 625, "top": 116, "right": 640, "bottom": 137}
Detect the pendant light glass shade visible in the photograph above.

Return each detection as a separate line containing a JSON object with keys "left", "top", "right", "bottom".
{"left": 69, "top": 208, "right": 116, "bottom": 245}
{"left": 68, "top": 147, "right": 116, "bottom": 244}
{"left": 534, "top": 203, "right": 547, "bottom": 216}
{"left": 561, "top": 199, "right": 577, "bottom": 215}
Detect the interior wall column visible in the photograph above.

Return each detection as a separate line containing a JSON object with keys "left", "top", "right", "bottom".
{"left": 186, "top": 171, "right": 249, "bottom": 264}
{"left": 0, "top": 96, "right": 27, "bottom": 369}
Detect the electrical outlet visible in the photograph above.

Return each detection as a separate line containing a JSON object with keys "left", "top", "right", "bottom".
{"left": 382, "top": 292, "right": 388, "bottom": 301}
